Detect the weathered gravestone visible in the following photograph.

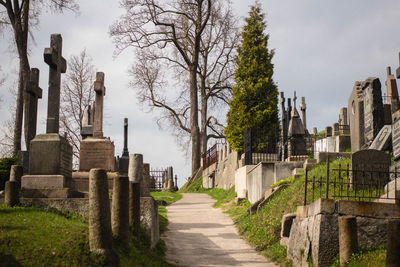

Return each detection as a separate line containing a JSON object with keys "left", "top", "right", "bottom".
{"left": 392, "top": 119, "right": 400, "bottom": 160}
{"left": 79, "top": 72, "right": 116, "bottom": 172}
{"left": 369, "top": 125, "right": 392, "bottom": 151}
{"left": 300, "top": 96, "right": 307, "bottom": 132}
{"left": 325, "top": 126, "right": 332, "bottom": 137}
{"left": 21, "top": 34, "right": 78, "bottom": 198}
{"left": 362, "top": 77, "right": 384, "bottom": 147}
{"left": 333, "top": 123, "right": 340, "bottom": 136}
{"left": 351, "top": 149, "right": 390, "bottom": 190}
{"left": 386, "top": 66, "right": 400, "bottom": 113}
{"left": 348, "top": 81, "right": 364, "bottom": 152}
{"left": 339, "top": 107, "right": 350, "bottom": 135}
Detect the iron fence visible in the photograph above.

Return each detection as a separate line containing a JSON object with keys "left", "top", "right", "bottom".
{"left": 149, "top": 168, "right": 167, "bottom": 191}
{"left": 304, "top": 162, "right": 399, "bottom": 205}
{"left": 202, "top": 143, "right": 220, "bottom": 169}
{"left": 244, "top": 127, "right": 279, "bottom": 165}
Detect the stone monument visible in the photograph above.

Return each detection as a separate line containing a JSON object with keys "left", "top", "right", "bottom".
{"left": 348, "top": 81, "right": 364, "bottom": 152}
{"left": 396, "top": 52, "right": 400, "bottom": 80}
{"left": 117, "top": 118, "right": 130, "bottom": 175}
{"left": 21, "top": 34, "right": 78, "bottom": 198}
{"left": 299, "top": 96, "right": 307, "bottom": 134}
{"left": 81, "top": 105, "right": 93, "bottom": 139}
{"left": 79, "top": 72, "right": 116, "bottom": 172}
{"left": 287, "top": 92, "right": 307, "bottom": 157}
{"left": 386, "top": 66, "right": 400, "bottom": 114}
{"left": 362, "top": 77, "right": 384, "bottom": 147}
{"left": 338, "top": 107, "right": 350, "bottom": 135}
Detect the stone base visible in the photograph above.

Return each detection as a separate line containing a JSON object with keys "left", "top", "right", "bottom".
{"left": 29, "top": 134, "right": 72, "bottom": 178}
{"left": 20, "top": 188, "right": 84, "bottom": 198}
{"left": 71, "top": 171, "right": 118, "bottom": 191}
{"left": 79, "top": 137, "right": 116, "bottom": 171}
{"left": 140, "top": 197, "right": 159, "bottom": 248}
{"left": 22, "top": 175, "right": 68, "bottom": 189}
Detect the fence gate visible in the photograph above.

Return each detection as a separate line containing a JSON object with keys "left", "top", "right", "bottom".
{"left": 150, "top": 168, "right": 167, "bottom": 191}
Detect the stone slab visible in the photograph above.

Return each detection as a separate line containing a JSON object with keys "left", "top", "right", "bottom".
{"left": 20, "top": 188, "right": 77, "bottom": 198}
{"left": 392, "top": 118, "right": 400, "bottom": 160}
{"left": 336, "top": 200, "right": 400, "bottom": 218}
{"left": 79, "top": 137, "right": 115, "bottom": 171}
{"left": 71, "top": 171, "right": 118, "bottom": 191}
{"left": 21, "top": 175, "right": 67, "bottom": 189}
{"left": 140, "top": 197, "right": 159, "bottom": 248}
{"left": 335, "top": 135, "right": 351, "bottom": 152}
{"left": 234, "top": 165, "right": 254, "bottom": 198}
{"left": 369, "top": 124, "right": 391, "bottom": 151}
{"left": 307, "top": 198, "right": 336, "bottom": 217}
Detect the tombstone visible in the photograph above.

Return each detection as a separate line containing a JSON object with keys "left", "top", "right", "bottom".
{"left": 20, "top": 34, "right": 78, "bottom": 199}
{"left": 287, "top": 106, "right": 307, "bottom": 157}
{"left": 362, "top": 77, "right": 384, "bottom": 146}
{"left": 299, "top": 96, "right": 307, "bottom": 132}
{"left": 348, "top": 81, "right": 365, "bottom": 152}
{"left": 174, "top": 175, "right": 178, "bottom": 191}
{"left": 339, "top": 107, "right": 350, "bottom": 135}
{"left": 386, "top": 66, "right": 400, "bottom": 113}
{"left": 142, "top": 163, "right": 150, "bottom": 196}
{"left": 392, "top": 119, "right": 400, "bottom": 160}
{"left": 79, "top": 72, "right": 115, "bottom": 172}
{"left": 351, "top": 149, "right": 390, "bottom": 190}
{"left": 117, "top": 118, "right": 130, "bottom": 175}
{"left": 369, "top": 125, "right": 392, "bottom": 151}
{"left": 325, "top": 126, "right": 332, "bottom": 137}
{"left": 333, "top": 123, "right": 340, "bottom": 136}
{"left": 81, "top": 105, "right": 93, "bottom": 139}
{"left": 140, "top": 196, "right": 159, "bottom": 248}
{"left": 128, "top": 154, "right": 143, "bottom": 183}
{"left": 24, "top": 68, "right": 43, "bottom": 150}
{"left": 111, "top": 175, "right": 130, "bottom": 247}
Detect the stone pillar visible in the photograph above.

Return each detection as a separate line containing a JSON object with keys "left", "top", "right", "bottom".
{"left": 118, "top": 118, "right": 130, "bottom": 175}
{"left": 333, "top": 123, "right": 340, "bottom": 136}
{"left": 313, "top": 127, "right": 318, "bottom": 136}
{"left": 142, "top": 163, "right": 150, "bottom": 196}
{"left": 89, "top": 168, "right": 114, "bottom": 260}
{"left": 325, "top": 126, "right": 332, "bottom": 137}
{"left": 128, "top": 154, "right": 143, "bottom": 183}
{"left": 386, "top": 219, "right": 400, "bottom": 266}
{"left": 386, "top": 66, "right": 400, "bottom": 113}
{"left": 93, "top": 72, "right": 106, "bottom": 138}
{"left": 5, "top": 181, "right": 19, "bottom": 206}
{"left": 9, "top": 165, "right": 23, "bottom": 189}
{"left": 140, "top": 197, "right": 160, "bottom": 248}
{"left": 111, "top": 175, "right": 130, "bottom": 247}
{"left": 300, "top": 96, "right": 307, "bottom": 131}
{"left": 338, "top": 216, "right": 358, "bottom": 265}
{"left": 129, "top": 181, "right": 140, "bottom": 234}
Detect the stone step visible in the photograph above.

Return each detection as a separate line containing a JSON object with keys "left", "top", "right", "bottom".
{"left": 20, "top": 188, "right": 84, "bottom": 198}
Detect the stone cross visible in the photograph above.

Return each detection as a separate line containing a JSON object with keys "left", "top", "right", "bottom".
{"left": 396, "top": 52, "right": 400, "bottom": 79}
{"left": 44, "top": 34, "right": 66, "bottom": 134}
{"left": 287, "top": 98, "right": 292, "bottom": 123}
{"left": 293, "top": 91, "right": 297, "bottom": 109}
{"left": 122, "top": 118, "right": 129, "bottom": 157}
{"left": 93, "top": 72, "right": 106, "bottom": 138}
{"left": 299, "top": 96, "right": 307, "bottom": 130}
{"left": 24, "top": 68, "right": 42, "bottom": 149}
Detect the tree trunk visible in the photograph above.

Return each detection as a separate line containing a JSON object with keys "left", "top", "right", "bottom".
{"left": 189, "top": 65, "right": 200, "bottom": 174}
{"left": 200, "top": 81, "right": 208, "bottom": 156}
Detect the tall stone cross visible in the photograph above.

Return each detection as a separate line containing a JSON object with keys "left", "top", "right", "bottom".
{"left": 122, "top": 118, "right": 129, "bottom": 157}
{"left": 93, "top": 72, "right": 105, "bottom": 138}
{"left": 24, "top": 68, "right": 42, "bottom": 150}
{"left": 300, "top": 96, "right": 307, "bottom": 130}
{"left": 44, "top": 34, "right": 66, "bottom": 134}
{"left": 293, "top": 91, "right": 297, "bottom": 109}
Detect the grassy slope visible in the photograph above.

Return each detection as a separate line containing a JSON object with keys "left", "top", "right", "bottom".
{"left": 0, "top": 191, "right": 183, "bottom": 267}
{"left": 180, "top": 160, "right": 386, "bottom": 266}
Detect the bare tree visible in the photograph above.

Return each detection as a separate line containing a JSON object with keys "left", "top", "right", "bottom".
{"left": 60, "top": 49, "right": 95, "bottom": 168}
{"left": 0, "top": 0, "right": 79, "bottom": 156}
{"left": 110, "top": 0, "right": 238, "bottom": 173}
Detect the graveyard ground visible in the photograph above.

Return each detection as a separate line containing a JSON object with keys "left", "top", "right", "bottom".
{"left": 180, "top": 159, "right": 386, "bottom": 267}
{"left": 0, "top": 191, "right": 182, "bottom": 267}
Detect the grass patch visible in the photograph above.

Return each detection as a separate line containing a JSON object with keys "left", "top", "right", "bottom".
{"left": 330, "top": 246, "right": 386, "bottom": 267}
{"left": 178, "top": 176, "right": 207, "bottom": 193}
{"left": 0, "top": 204, "right": 173, "bottom": 266}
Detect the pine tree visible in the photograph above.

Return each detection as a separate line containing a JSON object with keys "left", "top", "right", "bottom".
{"left": 225, "top": 3, "right": 279, "bottom": 152}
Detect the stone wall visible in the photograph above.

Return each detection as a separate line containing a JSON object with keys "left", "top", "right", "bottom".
{"left": 286, "top": 199, "right": 400, "bottom": 267}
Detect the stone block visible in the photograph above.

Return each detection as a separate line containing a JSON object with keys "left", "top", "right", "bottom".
{"left": 234, "top": 165, "right": 254, "bottom": 198}
{"left": 20, "top": 188, "right": 79, "bottom": 198}
{"left": 335, "top": 135, "right": 351, "bottom": 152}
{"left": 281, "top": 213, "right": 296, "bottom": 238}
{"left": 307, "top": 198, "right": 336, "bottom": 217}
{"left": 140, "top": 197, "right": 159, "bottom": 248}
{"left": 21, "top": 175, "right": 67, "bottom": 189}
{"left": 246, "top": 162, "right": 275, "bottom": 204}
{"left": 29, "top": 133, "right": 72, "bottom": 179}
{"left": 296, "top": 206, "right": 308, "bottom": 218}
{"left": 79, "top": 137, "right": 115, "bottom": 172}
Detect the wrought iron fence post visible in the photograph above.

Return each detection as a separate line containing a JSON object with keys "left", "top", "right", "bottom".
{"left": 326, "top": 156, "right": 330, "bottom": 199}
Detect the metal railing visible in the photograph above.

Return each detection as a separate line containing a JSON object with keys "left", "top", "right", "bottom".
{"left": 149, "top": 168, "right": 167, "bottom": 191}
{"left": 202, "top": 143, "right": 220, "bottom": 169}
{"left": 304, "top": 162, "right": 399, "bottom": 205}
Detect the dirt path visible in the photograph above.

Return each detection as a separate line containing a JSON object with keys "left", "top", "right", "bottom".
{"left": 162, "top": 193, "right": 277, "bottom": 267}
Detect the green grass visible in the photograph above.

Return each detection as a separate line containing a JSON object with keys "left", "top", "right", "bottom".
{"left": 0, "top": 204, "right": 173, "bottom": 266}
{"left": 330, "top": 246, "right": 386, "bottom": 267}
{"left": 150, "top": 191, "right": 182, "bottom": 234}
{"left": 178, "top": 176, "right": 207, "bottom": 193}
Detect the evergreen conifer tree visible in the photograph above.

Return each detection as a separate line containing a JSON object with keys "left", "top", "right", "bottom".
{"left": 225, "top": 3, "right": 279, "bottom": 152}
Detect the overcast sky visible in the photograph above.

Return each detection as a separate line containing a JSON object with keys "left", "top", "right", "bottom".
{"left": 1, "top": 0, "right": 400, "bottom": 187}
